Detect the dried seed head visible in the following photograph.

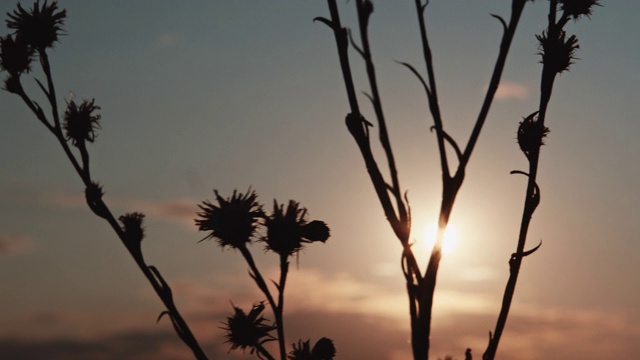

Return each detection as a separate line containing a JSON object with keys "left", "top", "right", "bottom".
{"left": 222, "top": 302, "right": 275, "bottom": 354}
{"left": 63, "top": 99, "right": 101, "bottom": 147}
{"left": 517, "top": 111, "right": 550, "bottom": 158}
{"left": 263, "top": 200, "right": 330, "bottom": 258}
{"left": 312, "top": 337, "right": 336, "bottom": 360}
{"left": 119, "top": 212, "right": 145, "bottom": 245}
{"left": 559, "top": 0, "right": 600, "bottom": 20}
{"left": 301, "top": 220, "right": 330, "bottom": 243}
{"left": 0, "top": 34, "right": 34, "bottom": 76}
{"left": 537, "top": 30, "right": 580, "bottom": 74}
{"left": 289, "top": 339, "right": 313, "bottom": 360}
{"left": 288, "top": 338, "right": 336, "bottom": 360}
{"left": 195, "top": 189, "right": 263, "bottom": 249}
{"left": 3, "top": 73, "right": 22, "bottom": 94}
{"left": 6, "top": 0, "right": 66, "bottom": 50}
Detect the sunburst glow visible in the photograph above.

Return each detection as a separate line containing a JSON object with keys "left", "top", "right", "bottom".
{"left": 413, "top": 222, "right": 458, "bottom": 267}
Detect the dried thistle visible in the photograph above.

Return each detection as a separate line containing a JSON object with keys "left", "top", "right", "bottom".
{"left": 559, "top": 0, "right": 600, "bottom": 20}
{"left": 537, "top": 29, "right": 579, "bottom": 74}
{"left": 195, "top": 189, "right": 263, "bottom": 249}
{"left": 263, "top": 200, "right": 330, "bottom": 257}
{"left": 289, "top": 339, "right": 313, "bottom": 360}
{"left": 311, "top": 337, "right": 336, "bottom": 360}
{"left": 221, "top": 302, "right": 276, "bottom": 354}
{"left": 288, "top": 338, "right": 336, "bottom": 360}
{"left": 63, "top": 99, "right": 101, "bottom": 146}
{"left": 119, "top": 212, "right": 145, "bottom": 245}
{"left": 6, "top": 0, "right": 66, "bottom": 50}
{"left": 0, "top": 34, "right": 34, "bottom": 76}
{"left": 517, "top": 111, "right": 549, "bottom": 158}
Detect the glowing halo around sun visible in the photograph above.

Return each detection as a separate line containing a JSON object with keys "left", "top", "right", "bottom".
{"left": 412, "top": 222, "right": 458, "bottom": 267}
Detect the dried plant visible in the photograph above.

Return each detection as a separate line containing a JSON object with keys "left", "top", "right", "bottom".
{"left": 196, "top": 189, "right": 333, "bottom": 360}
{"left": 0, "top": 1, "right": 207, "bottom": 358}
{"left": 1, "top": 2, "right": 335, "bottom": 360}
{"left": 1, "top": 1, "right": 601, "bottom": 359}
{"left": 317, "top": 0, "right": 599, "bottom": 359}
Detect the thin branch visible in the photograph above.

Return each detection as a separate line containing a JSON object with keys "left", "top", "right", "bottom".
{"left": 395, "top": 60, "right": 432, "bottom": 98}
{"left": 459, "top": 0, "right": 528, "bottom": 171}
{"left": 355, "top": 0, "right": 409, "bottom": 233}
{"left": 414, "top": 0, "right": 450, "bottom": 180}
{"left": 238, "top": 246, "right": 285, "bottom": 360}
{"left": 490, "top": 14, "right": 508, "bottom": 33}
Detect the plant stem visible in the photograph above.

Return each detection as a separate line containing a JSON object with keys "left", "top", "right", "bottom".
{"left": 277, "top": 255, "right": 290, "bottom": 360}
{"left": 14, "top": 50, "right": 208, "bottom": 360}
{"left": 323, "top": 1, "right": 527, "bottom": 358}
{"left": 238, "top": 246, "right": 285, "bottom": 360}
{"left": 483, "top": 2, "right": 560, "bottom": 359}
{"left": 256, "top": 343, "right": 277, "bottom": 360}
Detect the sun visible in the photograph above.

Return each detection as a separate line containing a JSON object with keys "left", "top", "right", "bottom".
{"left": 413, "top": 222, "right": 458, "bottom": 266}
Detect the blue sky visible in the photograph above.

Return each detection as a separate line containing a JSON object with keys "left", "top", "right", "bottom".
{"left": 1, "top": 1, "right": 639, "bottom": 359}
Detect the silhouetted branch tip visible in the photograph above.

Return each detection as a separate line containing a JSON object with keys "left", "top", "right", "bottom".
{"left": 430, "top": 126, "right": 463, "bottom": 161}
{"left": 489, "top": 14, "right": 507, "bottom": 32}
{"left": 347, "top": 29, "right": 365, "bottom": 57}
{"left": 395, "top": 60, "right": 431, "bottom": 97}
{"left": 157, "top": 310, "right": 171, "bottom": 324}
{"left": 312, "top": 16, "right": 334, "bottom": 31}
{"left": 520, "top": 240, "right": 542, "bottom": 258}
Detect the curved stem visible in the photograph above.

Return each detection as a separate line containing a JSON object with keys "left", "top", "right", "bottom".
{"left": 460, "top": 0, "right": 527, "bottom": 170}
{"left": 484, "top": 3, "right": 559, "bottom": 359}
{"left": 11, "top": 48, "right": 209, "bottom": 360}
{"left": 238, "top": 246, "right": 285, "bottom": 360}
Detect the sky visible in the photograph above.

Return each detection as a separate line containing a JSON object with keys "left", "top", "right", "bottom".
{"left": 0, "top": 1, "right": 639, "bottom": 359}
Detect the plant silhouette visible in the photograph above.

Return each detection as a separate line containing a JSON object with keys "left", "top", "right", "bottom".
{"left": 0, "top": 2, "right": 334, "bottom": 359}
{"left": 0, "top": 0, "right": 602, "bottom": 359}
{"left": 316, "top": 0, "right": 599, "bottom": 359}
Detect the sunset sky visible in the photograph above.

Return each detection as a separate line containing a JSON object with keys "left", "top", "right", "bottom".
{"left": 1, "top": 1, "right": 639, "bottom": 359}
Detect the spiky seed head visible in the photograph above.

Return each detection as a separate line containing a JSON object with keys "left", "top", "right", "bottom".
{"left": 195, "top": 189, "right": 263, "bottom": 249}
{"left": 537, "top": 30, "right": 580, "bottom": 74}
{"left": 222, "top": 302, "right": 276, "bottom": 353}
{"left": 0, "top": 34, "right": 34, "bottom": 76}
{"left": 6, "top": 0, "right": 66, "bottom": 50}
{"left": 63, "top": 99, "right": 101, "bottom": 147}
{"left": 517, "top": 111, "right": 550, "bottom": 158}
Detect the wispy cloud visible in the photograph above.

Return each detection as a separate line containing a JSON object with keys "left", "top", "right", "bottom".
{"left": 493, "top": 81, "right": 530, "bottom": 100}
{"left": 3, "top": 271, "right": 640, "bottom": 359}
{"left": 154, "top": 33, "right": 184, "bottom": 48}
{"left": 46, "top": 192, "right": 198, "bottom": 228}
{"left": 0, "top": 234, "right": 35, "bottom": 257}
{"left": 167, "top": 268, "right": 498, "bottom": 326}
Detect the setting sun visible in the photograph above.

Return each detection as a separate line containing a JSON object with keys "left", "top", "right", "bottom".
{"left": 413, "top": 222, "right": 459, "bottom": 267}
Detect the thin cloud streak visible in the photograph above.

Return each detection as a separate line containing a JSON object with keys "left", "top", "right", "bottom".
{"left": 154, "top": 33, "right": 184, "bottom": 48}
{"left": 492, "top": 81, "right": 530, "bottom": 100}
{"left": 0, "top": 234, "right": 35, "bottom": 257}
{"left": 45, "top": 191, "right": 198, "bottom": 228}
{"left": 2, "top": 280, "right": 639, "bottom": 360}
